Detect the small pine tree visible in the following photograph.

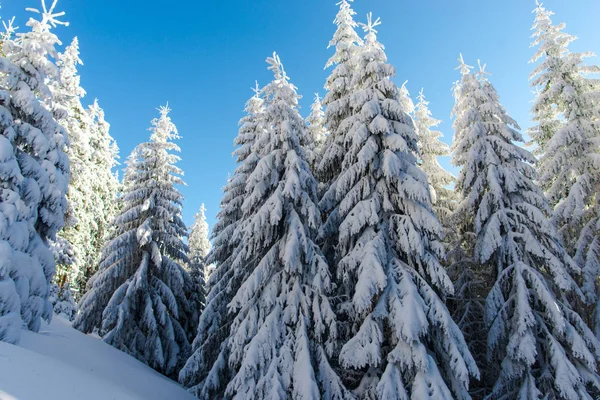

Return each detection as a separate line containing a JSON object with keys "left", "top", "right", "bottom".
{"left": 0, "top": 0, "right": 70, "bottom": 342}
{"left": 452, "top": 56, "right": 600, "bottom": 399}
{"left": 330, "top": 16, "right": 478, "bottom": 399}
{"left": 187, "top": 203, "right": 211, "bottom": 306}
{"left": 529, "top": 1, "right": 600, "bottom": 337}
{"left": 413, "top": 88, "right": 456, "bottom": 235}
{"left": 179, "top": 84, "right": 267, "bottom": 395}
{"left": 74, "top": 106, "right": 197, "bottom": 378}
{"left": 306, "top": 93, "right": 328, "bottom": 169}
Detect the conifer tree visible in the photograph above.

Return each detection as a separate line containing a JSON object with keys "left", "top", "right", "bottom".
{"left": 318, "top": 0, "right": 363, "bottom": 186}
{"left": 179, "top": 84, "right": 266, "bottom": 394}
{"left": 452, "top": 57, "right": 600, "bottom": 399}
{"left": 184, "top": 53, "right": 349, "bottom": 399}
{"left": 0, "top": 0, "right": 70, "bottom": 342}
{"left": 327, "top": 16, "right": 478, "bottom": 399}
{"left": 413, "top": 89, "right": 455, "bottom": 233}
{"left": 397, "top": 81, "right": 415, "bottom": 116}
{"left": 51, "top": 37, "right": 94, "bottom": 290}
{"left": 73, "top": 106, "right": 197, "bottom": 378}
{"left": 187, "top": 203, "right": 210, "bottom": 307}
{"left": 529, "top": 1, "right": 600, "bottom": 337}
{"left": 306, "top": 93, "right": 328, "bottom": 168}
{"left": 78, "top": 99, "right": 119, "bottom": 292}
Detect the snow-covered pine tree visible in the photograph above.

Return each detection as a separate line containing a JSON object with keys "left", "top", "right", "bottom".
{"left": 49, "top": 282, "right": 77, "bottom": 321}
{"left": 318, "top": 0, "right": 363, "bottom": 186}
{"left": 452, "top": 57, "right": 600, "bottom": 399}
{"left": 187, "top": 203, "right": 210, "bottom": 308}
{"left": 413, "top": 88, "right": 456, "bottom": 234}
{"left": 50, "top": 37, "right": 96, "bottom": 292}
{"left": 227, "top": 52, "right": 347, "bottom": 399}
{"left": 529, "top": 1, "right": 600, "bottom": 337}
{"left": 328, "top": 16, "right": 478, "bottom": 399}
{"left": 397, "top": 81, "right": 415, "bottom": 116}
{"left": 77, "top": 99, "right": 119, "bottom": 293}
{"left": 73, "top": 106, "right": 197, "bottom": 378}
{"left": 306, "top": 93, "right": 328, "bottom": 169}
{"left": 0, "top": 0, "right": 70, "bottom": 342}
{"left": 184, "top": 53, "right": 349, "bottom": 399}
{"left": 179, "top": 84, "right": 267, "bottom": 395}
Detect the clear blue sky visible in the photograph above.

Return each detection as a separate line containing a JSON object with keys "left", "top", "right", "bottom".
{"left": 3, "top": 0, "right": 599, "bottom": 231}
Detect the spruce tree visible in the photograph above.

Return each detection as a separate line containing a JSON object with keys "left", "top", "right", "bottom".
{"left": 73, "top": 106, "right": 197, "bottom": 378}
{"left": 179, "top": 84, "right": 266, "bottom": 394}
{"left": 306, "top": 93, "right": 328, "bottom": 169}
{"left": 329, "top": 16, "right": 478, "bottom": 399}
{"left": 318, "top": 0, "right": 363, "bottom": 186}
{"left": 184, "top": 53, "right": 348, "bottom": 399}
{"left": 187, "top": 203, "right": 210, "bottom": 307}
{"left": 79, "top": 99, "right": 119, "bottom": 291}
{"left": 413, "top": 88, "right": 456, "bottom": 234}
{"left": 0, "top": 0, "right": 70, "bottom": 342}
{"left": 452, "top": 57, "right": 600, "bottom": 399}
{"left": 529, "top": 1, "right": 600, "bottom": 337}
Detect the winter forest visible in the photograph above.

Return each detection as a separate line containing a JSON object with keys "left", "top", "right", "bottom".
{"left": 0, "top": 0, "right": 600, "bottom": 399}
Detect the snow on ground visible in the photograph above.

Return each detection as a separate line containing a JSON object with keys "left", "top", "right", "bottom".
{"left": 0, "top": 315, "right": 195, "bottom": 400}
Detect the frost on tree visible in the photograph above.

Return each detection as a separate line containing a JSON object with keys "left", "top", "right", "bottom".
{"left": 0, "top": 0, "right": 70, "bottom": 342}
{"left": 187, "top": 203, "right": 211, "bottom": 308}
{"left": 50, "top": 37, "right": 119, "bottom": 298}
{"left": 183, "top": 53, "right": 349, "bottom": 399}
{"left": 179, "top": 84, "right": 267, "bottom": 394}
{"left": 529, "top": 1, "right": 600, "bottom": 338}
{"left": 452, "top": 57, "right": 600, "bottom": 399}
{"left": 325, "top": 16, "right": 478, "bottom": 399}
{"left": 306, "top": 93, "right": 328, "bottom": 169}
{"left": 413, "top": 89, "right": 456, "bottom": 234}
{"left": 73, "top": 106, "right": 198, "bottom": 378}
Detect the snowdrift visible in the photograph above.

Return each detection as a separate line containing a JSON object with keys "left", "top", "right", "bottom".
{"left": 0, "top": 316, "right": 194, "bottom": 400}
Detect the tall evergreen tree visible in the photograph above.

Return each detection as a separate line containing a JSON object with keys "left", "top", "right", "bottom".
{"left": 0, "top": 0, "right": 70, "bottom": 343}
{"left": 79, "top": 99, "right": 119, "bottom": 292}
{"left": 180, "top": 84, "right": 267, "bottom": 395}
{"left": 184, "top": 53, "right": 348, "bottom": 399}
{"left": 51, "top": 37, "right": 94, "bottom": 291}
{"left": 306, "top": 93, "right": 328, "bottom": 169}
{"left": 73, "top": 106, "right": 197, "bottom": 378}
{"left": 187, "top": 203, "right": 210, "bottom": 307}
{"left": 529, "top": 1, "right": 600, "bottom": 336}
{"left": 318, "top": 0, "right": 363, "bottom": 187}
{"left": 452, "top": 57, "right": 600, "bottom": 399}
{"left": 413, "top": 88, "right": 455, "bottom": 233}
{"left": 327, "top": 16, "right": 478, "bottom": 399}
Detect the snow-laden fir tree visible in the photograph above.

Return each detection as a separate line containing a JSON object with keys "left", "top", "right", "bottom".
{"left": 73, "top": 106, "right": 198, "bottom": 378}
{"left": 452, "top": 57, "right": 600, "bottom": 399}
{"left": 50, "top": 37, "right": 95, "bottom": 291}
{"left": 529, "top": 1, "right": 600, "bottom": 337}
{"left": 318, "top": 0, "right": 363, "bottom": 187}
{"left": 0, "top": 0, "right": 70, "bottom": 343}
{"left": 322, "top": 16, "right": 478, "bottom": 399}
{"left": 187, "top": 203, "right": 211, "bottom": 308}
{"left": 179, "top": 84, "right": 267, "bottom": 394}
{"left": 413, "top": 89, "right": 456, "bottom": 236}
{"left": 78, "top": 99, "right": 119, "bottom": 293}
{"left": 49, "top": 282, "right": 77, "bottom": 321}
{"left": 397, "top": 81, "right": 415, "bottom": 116}
{"left": 184, "top": 53, "right": 349, "bottom": 399}
{"left": 306, "top": 93, "right": 328, "bottom": 169}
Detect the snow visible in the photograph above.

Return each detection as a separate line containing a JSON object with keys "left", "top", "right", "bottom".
{"left": 0, "top": 316, "right": 195, "bottom": 400}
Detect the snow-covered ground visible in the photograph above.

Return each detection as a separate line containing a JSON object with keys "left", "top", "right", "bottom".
{"left": 0, "top": 316, "right": 195, "bottom": 400}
